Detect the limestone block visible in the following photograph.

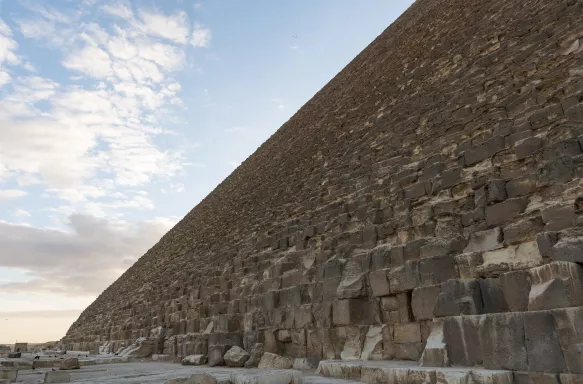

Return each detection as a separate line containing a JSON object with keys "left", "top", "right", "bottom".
{"left": 340, "top": 326, "right": 367, "bottom": 360}
{"left": 394, "top": 342, "right": 423, "bottom": 361}
{"left": 44, "top": 371, "right": 71, "bottom": 383}
{"left": 244, "top": 343, "right": 264, "bottom": 368}
{"left": 332, "top": 299, "right": 376, "bottom": 326}
{"left": 487, "top": 179, "right": 508, "bottom": 203}
{"left": 485, "top": 198, "right": 528, "bottom": 226}
{"left": 560, "top": 374, "right": 583, "bottom": 384}
{"left": 551, "top": 234, "right": 583, "bottom": 263}
{"left": 528, "top": 262, "right": 583, "bottom": 311}
{"left": 499, "top": 270, "right": 531, "bottom": 312}
{"left": 224, "top": 345, "right": 250, "bottom": 367}
{"left": 257, "top": 352, "right": 294, "bottom": 369}
{"left": 419, "top": 254, "right": 457, "bottom": 286}
{"left": 480, "top": 312, "right": 528, "bottom": 371}
{"left": 181, "top": 354, "right": 207, "bottom": 365}
{"left": 524, "top": 311, "right": 565, "bottom": 373}
{"left": 59, "top": 357, "right": 80, "bottom": 370}
{"left": 388, "top": 260, "right": 420, "bottom": 293}
{"left": 360, "top": 325, "right": 385, "bottom": 360}
{"left": 0, "top": 370, "right": 16, "bottom": 382}
{"left": 412, "top": 285, "right": 441, "bottom": 320}
{"left": 513, "top": 372, "right": 560, "bottom": 384}
{"left": 464, "top": 227, "right": 503, "bottom": 253}
{"left": 480, "top": 241, "right": 543, "bottom": 274}
{"left": 394, "top": 322, "right": 421, "bottom": 344}
{"left": 433, "top": 279, "right": 483, "bottom": 317}
{"left": 515, "top": 136, "right": 543, "bottom": 159}
{"left": 420, "top": 320, "right": 450, "bottom": 367}
{"left": 189, "top": 373, "right": 217, "bottom": 384}
{"left": 479, "top": 278, "right": 508, "bottom": 313}
{"left": 336, "top": 273, "right": 366, "bottom": 299}
{"left": 470, "top": 370, "right": 514, "bottom": 384}
{"left": 503, "top": 217, "right": 545, "bottom": 245}
{"left": 455, "top": 252, "right": 483, "bottom": 279}
{"left": 420, "top": 237, "right": 467, "bottom": 259}
{"left": 208, "top": 345, "right": 228, "bottom": 367}
{"left": 443, "top": 315, "right": 482, "bottom": 366}
{"left": 293, "top": 357, "right": 319, "bottom": 370}
{"left": 369, "top": 269, "right": 391, "bottom": 297}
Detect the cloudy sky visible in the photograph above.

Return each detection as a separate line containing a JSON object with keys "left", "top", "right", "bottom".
{"left": 0, "top": 0, "right": 413, "bottom": 343}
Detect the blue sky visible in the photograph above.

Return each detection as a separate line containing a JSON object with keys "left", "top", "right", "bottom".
{"left": 0, "top": 0, "right": 413, "bottom": 342}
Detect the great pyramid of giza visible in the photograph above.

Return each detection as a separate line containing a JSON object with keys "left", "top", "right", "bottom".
{"left": 63, "top": 0, "right": 583, "bottom": 376}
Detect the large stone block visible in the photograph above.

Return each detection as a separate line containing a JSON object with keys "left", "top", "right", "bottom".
{"left": 419, "top": 254, "right": 457, "bottom": 286}
{"left": 388, "top": 260, "right": 420, "bottom": 293}
{"left": 434, "top": 279, "right": 483, "bottom": 317}
{"left": 524, "top": 311, "right": 565, "bottom": 373}
{"left": 394, "top": 322, "right": 421, "bottom": 344}
{"left": 485, "top": 198, "right": 528, "bottom": 226}
{"left": 340, "top": 326, "right": 368, "bottom": 360}
{"left": 443, "top": 315, "right": 482, "bottom": 366}
{"left": 464, "top": 227, "right": 504, "bottom": 253}
{"left": 332, "top": 299, "right": 376, "bottom": 326}
{"left": 412, "top": 285, "right": 441, "bottom": 320}
{"left": 369, "top": 269, "right": 391, "bottom": 297}
{"left": 480, "top": 312, "right": 528, "bottom": 371}
{"left": 500, "top": 270, "right": 531, "bottom": 312}
{"left": 528, "top": 262, "right": 583, "bottom": 311}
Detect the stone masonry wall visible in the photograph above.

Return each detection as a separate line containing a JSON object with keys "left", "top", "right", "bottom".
{"left": 63, "top": 0, "right": 583, "bottom": 374}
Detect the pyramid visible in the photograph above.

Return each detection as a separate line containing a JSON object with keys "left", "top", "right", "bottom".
{"left": 63, "top": 0, "right": 583, "bottom": 375}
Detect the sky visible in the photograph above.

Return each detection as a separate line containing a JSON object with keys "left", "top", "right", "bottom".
{"left": 0, "top": 0, "right": 414, "bottom": 343}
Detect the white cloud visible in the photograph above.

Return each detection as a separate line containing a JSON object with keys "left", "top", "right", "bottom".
{"left": 191, "top": 24, "right": 211, "bottom": 47}
{"left": 136, "top": 9, "right": 190, "bottom": 44}
{"left": 13, "top": 209, "right": 31, "bottom": 218}
{"left": 63, "top": 45, "right": 112, "bottom": 78}
{"left": 225, "top": 126, "right": 247, "bottom": 133}
{"left": 0, "top": 189, "right": 28, "bottom": 201}
{"left": 0, "top": 214, "right": 178, "bottom": 297}
{"left": 102, "top": 2, "right": 134, "bottom": 20}
{"left": 228, "top": 161, "right": 241, "bottom": 168}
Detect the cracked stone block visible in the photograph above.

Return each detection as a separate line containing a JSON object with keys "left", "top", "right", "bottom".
{"left": 479, "top": 278, "right": 509, "bottom": 313}
{"left": 419, "top": 254, "right": 457, "bottom": 286}
{"left": 332, "top": 299, "right": 376, "bottom": 326}
{"left": 499, "top": 269, "right": 531, "bottom": 312}
{"left": 388, "top": 260, "right": 420, "bottom": 293}
{"left": 528, "top": 262, "right": 583, "bottom": 311}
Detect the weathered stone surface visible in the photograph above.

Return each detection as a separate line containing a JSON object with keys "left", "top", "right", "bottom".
{"left": 480, "top": 313, "right": 528, "bottom": 371}
{"left": 258, "top": 352, "right": 294, "bottom": 369}
{"left": 528, "top": 262, "right": 583, "bottom": 311}
{"left": 59, "top": 357, "right": 80, "bottom": 370}
{"left": 60, "top": 0, "right": 583, "bottom": 376}
{"left": 44, "top": 371, "right": 71, "bottom": 383}
{"left": 189, "top": 373, "right": 217, "bottom": 384}
{"left": 412, "top": 285, "right": 441, "bottom": 321}
{"left": 464, "top": 227, "right": 503, "bottom": 253}
{"left": 223, "top": 345, "right": 250, "bottom": 367}
{"left": 181, "top": 354, "right": 208, "bottom": 366}
{"left": 244, "top": 343, "right": 264, "bottom": 368}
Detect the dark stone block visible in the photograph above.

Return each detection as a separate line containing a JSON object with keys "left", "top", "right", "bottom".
{"left": 419, "top": 254, "right": 457, "bottom": 286}
{"left": 480, "top": 312, "right": 528, "bottom": 371}
{"left": 485, "top": 197, "right": 528, "bottom": 226}
{"left": 524, "top": 311, "right": 565, "bottom": 373}
{"left": 479, "top": 278, "right": 508, "bottom": 313}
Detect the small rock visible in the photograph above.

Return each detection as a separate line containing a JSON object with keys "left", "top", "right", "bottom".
{"left": 257, "top": 352, "right": 294, "bottom": 369}
{"left": 223, "top": 346, "right": 250, "bottom": 367}
{"left": 181, "top": 354, "right": 207, "bottom": 366}
{"left": 59, "top": 357, "right": 80, "bottom": 370}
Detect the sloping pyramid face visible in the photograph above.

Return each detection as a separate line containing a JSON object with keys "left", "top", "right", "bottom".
{"left": 64, "top": 0, "right": 583, "bottom": 374}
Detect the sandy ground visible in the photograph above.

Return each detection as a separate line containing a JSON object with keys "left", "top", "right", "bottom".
{"left": 13, "top": 362, "right": 363, "bottom": 383}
